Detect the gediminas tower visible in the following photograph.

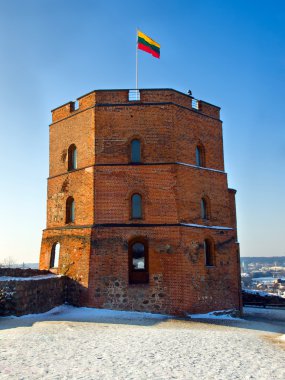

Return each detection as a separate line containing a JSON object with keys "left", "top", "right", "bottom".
{"left": 39, "top": 88, "right": 242, "bottom": 315}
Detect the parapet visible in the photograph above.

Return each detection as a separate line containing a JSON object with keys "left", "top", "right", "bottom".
{"left": 51, "top": 88, "right": 221, "bottom": 123}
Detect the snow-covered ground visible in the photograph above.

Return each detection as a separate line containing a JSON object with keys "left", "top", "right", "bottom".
{"left": 0, "top": 306, "right": 284, "bottom": 380}
{"left": 0, "top": 274, "right": 61, "bottom": 281}
{"left": 188, "top": 309, "right": 244, "bottom": 320}
{"left": 243, "top": 288, "right": 285, "bottom": 298}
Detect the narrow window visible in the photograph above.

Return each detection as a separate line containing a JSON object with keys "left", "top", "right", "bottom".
{"left": 132, "top": 242, "right": 145, "bottom": 270}
{"left": 195, "top": 145, "right": 205, "bottom": 167}
{"left": 68, "top": 144, "right": 77, "bottom": 171}
{"left": 204, "top": 239, "right": 214, "bottom": 267}
{"left": 131, "top": 194, "right": 142, "bottom": 219}
{"left": 201, "top": 198, "right": 207, "bottom": 219}
{"left": 131, "top": 139, "right": 141, "bottom": 163}
{"left": 129, "top": 239, "right": 149, "bottom": 284}
{"left": 66, "top": 196, "right": 75, "bottom": 223}
{"left": 50, "top": 242, "right": 60, "bottom": 268}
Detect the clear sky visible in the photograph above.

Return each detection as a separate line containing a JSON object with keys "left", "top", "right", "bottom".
{"left": 0, "top": 0, "right": 284, "bottom": 263}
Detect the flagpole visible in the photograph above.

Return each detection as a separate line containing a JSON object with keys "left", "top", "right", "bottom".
{"left": 136, "top": 28, "right": 138, "bottom": 91}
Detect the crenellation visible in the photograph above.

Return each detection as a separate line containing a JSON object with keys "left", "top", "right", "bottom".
{"left": 51, "top": 89, "right": 221, "bottom": 124}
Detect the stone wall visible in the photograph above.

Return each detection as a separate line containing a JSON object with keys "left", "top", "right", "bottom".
{"left": 0, "top": 268, "right": 50, "bottom": 277}
{"left": 0, "top": 270, "right": 66, "bottom": 317}
{"left": 242, "top": 290, "right": 285, "bottom": 306}
{"left": 84, "top": 226, "right": 241, "bottom": 316}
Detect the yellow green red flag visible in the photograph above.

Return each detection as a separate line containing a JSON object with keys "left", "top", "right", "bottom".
{"left": 137, "top": 30, "right": 160, "bottom": 58}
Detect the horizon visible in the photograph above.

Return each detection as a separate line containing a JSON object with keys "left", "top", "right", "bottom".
{"left": 0, "top": 0, "right": 284, "bottom": 262}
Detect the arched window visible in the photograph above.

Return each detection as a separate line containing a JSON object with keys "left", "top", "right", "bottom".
{"left": 131, "top": 194, "right": 142, "bottom": 219}
{"left": 201, "top": 198, "right": 208, "bottom": 219}
{"left": 50, "top": 242, "right": 60, "bottom": 268}
{"left": 131, "top": 139, "right": 141, "bottom": 163}
{"left": 204, "top": 239, "right": 214, "bottom": 267}
{"left": 195, "top": 145, "right": 205, "bottom": 167}
{"left": 68, "top": 144, "right": 77, "bottom": 171}
{"left": 129, "top": 239, "right": 149, "bottom": 284}
{"left": 66, "top": 196, "right": 75, "bottom": 223}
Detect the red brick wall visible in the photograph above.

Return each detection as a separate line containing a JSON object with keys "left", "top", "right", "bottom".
{"left": 94, "top": 102, "right": 223, "bottom": 169}
{"left": 86, "top": 226, "right": 240, "bottom": 315}
{"left": 40, "top": 227, "right": 91, "bottom": 295}
{"left": 175, "top": 105, "right": 224, "bottom": 170}
{"left": 95, "top": 104, "right": 175, "bottom": 164}
{"left": 49, "top": 108, "right": 95, "bottom": 177}
{"left": 94, "top": 165, "right": 178, "bottom": 224}
{"left": 228, "top": 188, "right": 238, "bottom": 229}
{"left": 46, "top": 169, "right": 94, "bottom": 227}
{"left": 175, "top": 165, "right": 232, "bottom": 226}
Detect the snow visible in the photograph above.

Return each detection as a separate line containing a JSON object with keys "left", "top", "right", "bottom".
{"left": 188, "top": 309, "right": 244, "bottom": 321}
{"left": 243, "top": 288, "right": 284, "bottom": 298}
{"left": 252, "top": 277, "right": 285, "bottom": 282}
{"left": 0, "top": 274, "right": 61, "bottom": 282}
{"left": 176, "top": 161, "right": 225, "bottom": 174}
{"left": 4, "top": 305, "right": 169, "bottom": 321}
{"left": 0, "top": 305, "right": 284, "bottom": 380}
{"left": 181, "top": 223, "right": 233, "bottom": 230}
{"left": 243, "top": 288, "right": 272, "bottom": 297}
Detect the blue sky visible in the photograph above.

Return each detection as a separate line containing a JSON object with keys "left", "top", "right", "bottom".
{"left": 0, "top": 0, "right": 284, "bottom": 263}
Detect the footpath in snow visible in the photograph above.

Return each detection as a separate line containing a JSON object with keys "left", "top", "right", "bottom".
{"left": 0, "top": 306, "right": 284, "bottom": 380}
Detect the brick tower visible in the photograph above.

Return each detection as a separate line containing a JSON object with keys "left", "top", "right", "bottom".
{"left": 39, "top": 88, "right": 242, "bottom": 315}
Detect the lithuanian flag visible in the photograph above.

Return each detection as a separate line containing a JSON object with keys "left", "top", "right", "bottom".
{"left": 137, "top": 30, "right": 160, "bottom": 59}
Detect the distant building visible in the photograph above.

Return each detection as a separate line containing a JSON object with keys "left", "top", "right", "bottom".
{"left": 39, "top": 88, "right": 242, "bottom": 315}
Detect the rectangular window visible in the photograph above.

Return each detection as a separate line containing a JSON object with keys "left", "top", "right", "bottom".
{"left": 128, "top": 90, "right": 140, "bottom": 101}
